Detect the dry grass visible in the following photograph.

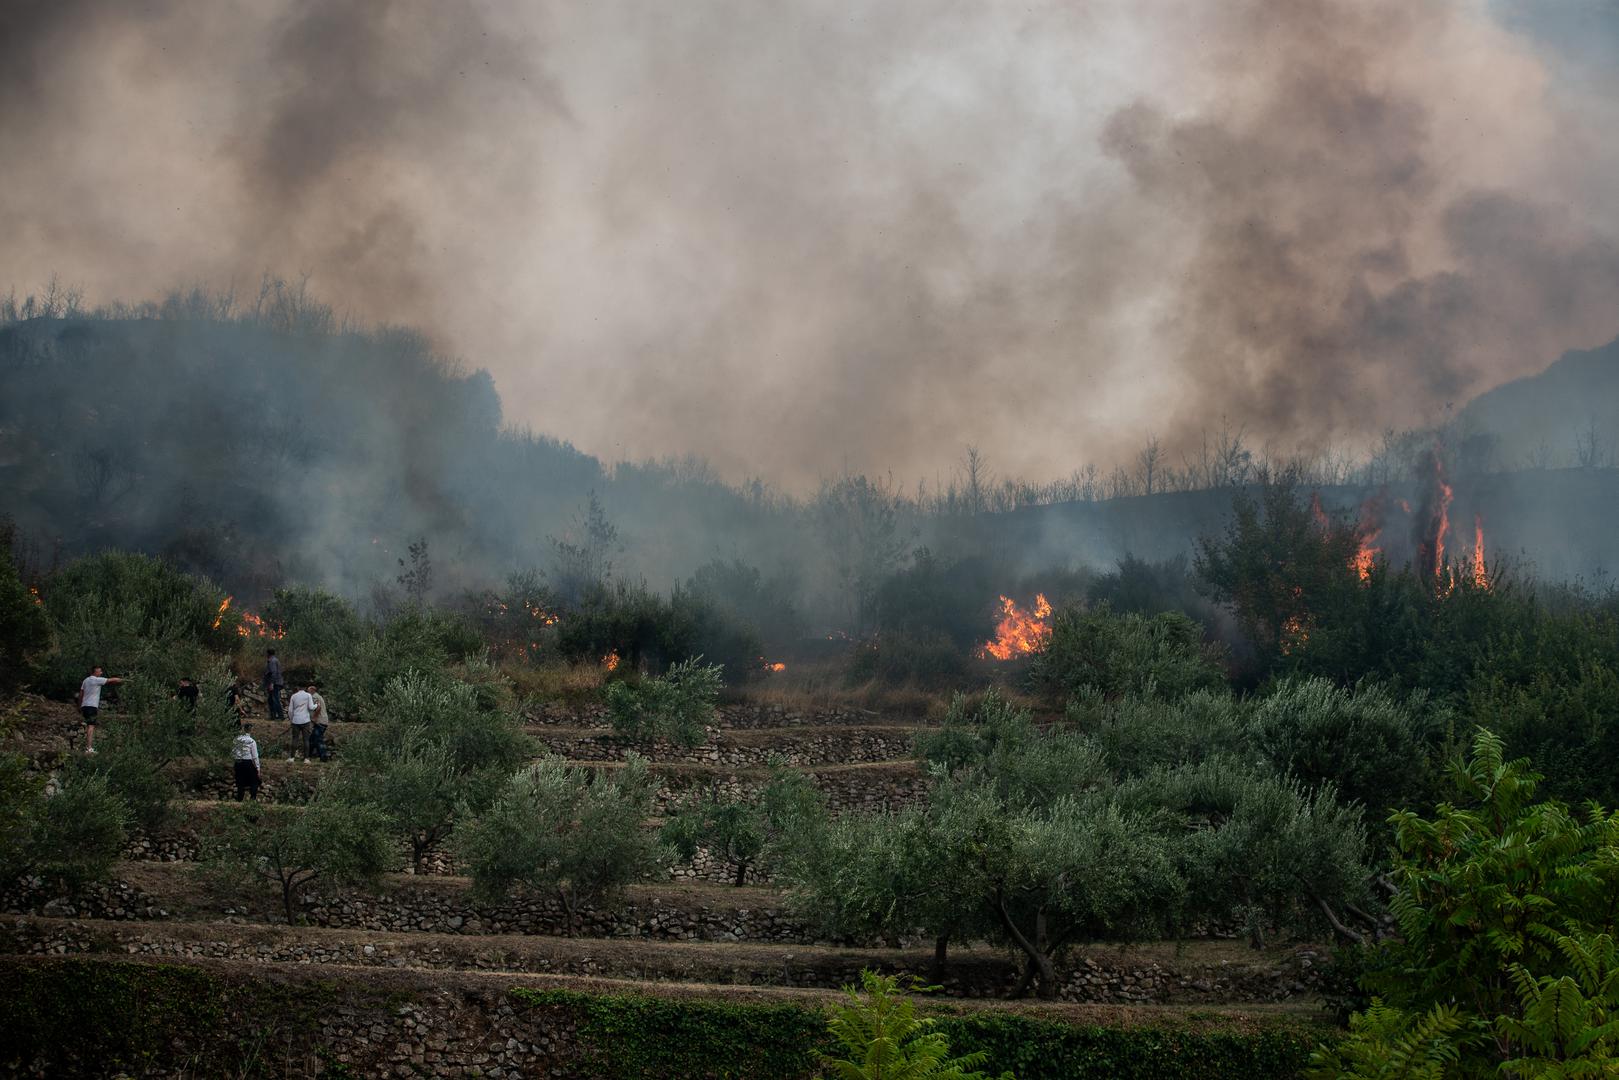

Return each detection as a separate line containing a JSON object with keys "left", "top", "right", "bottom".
{"left": 499, "top": 660, "right": 608, "bottom": 706}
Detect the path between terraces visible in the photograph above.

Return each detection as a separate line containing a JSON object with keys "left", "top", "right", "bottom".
{"left": 3, "top": 692, "right": 1332, "bottom": 1021}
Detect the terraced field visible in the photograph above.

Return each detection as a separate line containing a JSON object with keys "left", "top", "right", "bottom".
{"left": 2, "top": 694, "right": 1333, "bottom": 1077}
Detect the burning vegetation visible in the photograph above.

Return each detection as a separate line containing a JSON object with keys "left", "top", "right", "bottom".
{"left": 978, "top": 594, "right": 1053, "bottom": 661}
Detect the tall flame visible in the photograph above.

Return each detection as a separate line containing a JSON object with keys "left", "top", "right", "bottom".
{"left": 978, "top": 594, "right": 1053, "bottom": 661}
{"left": 212, "top": 595, "right": 232, "bottom": 629}
{"left": 1471, "top": 514, "right": 1488, "bottom": 588}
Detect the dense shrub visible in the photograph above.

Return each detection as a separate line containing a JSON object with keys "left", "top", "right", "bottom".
{"left": 686, "top": 557, "right": 803, "bottom": 654}
{"left": 23, "top": 772, "right": 128, "bottom": 889}
{"left": 261, "top": 586, "right": 364, "bottom": 660}
{"left": 868, "top": 549, "right": 997, "bottom": 650}
{"left": 1309, "top": 730, "right": 1619, "bottom": 1078}
{"left": 605, "top": 657, "right": 723, "bottom": 746}
{"left": 201, "top": 795, "right": 391, "bottom": 924}
{"left": 846, "top": 631, "right": 970, "bottom": 688}
{"left": 1247, "top": 678, "right": 1450, "bottom": 821}
{"left": 661, "top": 762, "right": 825, "bottom": 886}
{"left": 1028, "top": 605, "right": 1223, "bottom": 703}
{"left": 336, "top": 671, "right": 533, "bottom": 870}
{"left": 457, "top": 755, "right": 661, "bottom": 932}
{"left": 1088, "top": 554, "right": 1210, "bottom": 622}
{"left": 39, "top": 553, "right": 234, "bottom": 694}
{"left": 555, "top": 581, "right": 762, "bottom": 678}
{"left": 0, "top": 529, "right": 50, "bottom": 692}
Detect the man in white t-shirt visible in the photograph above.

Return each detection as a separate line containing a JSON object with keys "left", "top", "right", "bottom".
{"left": 286, "top": 685, "right": 314, "bottom": 761}
{"left": 77, "top": 665, "right": 124, "bottom": 755}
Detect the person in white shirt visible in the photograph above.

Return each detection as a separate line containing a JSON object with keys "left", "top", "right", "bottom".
{"left": 77, "top": 665, "right": 124, "bottom": 755}
{"left": 307, "top": 684, "right": 330, "bottom": 762}
{"left": 286, "top": 685, "right": 314, "bottom": 761}
{"left": 232, "top": 724, "right": 262, "bottom": 801}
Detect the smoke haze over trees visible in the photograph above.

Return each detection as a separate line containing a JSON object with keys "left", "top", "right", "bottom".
{"left": 2, "top": 0, "right": 1618, "bottom": 485}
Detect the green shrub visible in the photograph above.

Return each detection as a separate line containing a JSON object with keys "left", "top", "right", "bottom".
{"left": 457, "top": 754, "right": 661, "bottom": 932}
{"left": 39, "top": 552, "right": 233, "bottom": 694}
{"left": 261, "top": 586, "right": 364, "bottom": 660}
{"left": 846, "top": 631, "right": 969, "bottom": 688}
{"left": 605, "top": 657, "right": 723, "bottom": 746}
{"left": 24, "top": 772, "right": 128, "bottom": 888}
{"left": 1311, "top": 730, "right": 1619, "bottom": 1077}
{"left": 200, "top": 794, "right": 391, "bottom": 924}
{"left": 1028, "top": 605, "right": 1223, "bottom": 703}
{"left": 821, "top": 971, "right": 1013, "bottom": 1079}
{"left": 661, "top": 761, "right": 826, "bottom": 886}
{"left": 0, "top": 530, "right": 50, "bottom": 692}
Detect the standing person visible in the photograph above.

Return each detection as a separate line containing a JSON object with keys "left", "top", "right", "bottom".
{"left": 307, "top": 683, "right": 330, "bottom": 763}
{"left": 225, "top": 678, "right": 248, "bottom": 725}
{"left": 263, "top": 648, "right": 285, "bottom": 722}
{"left": 286, "top": 683, "right": 314, "bottom": 762}
{"left": 232, "top": 723, "right": 262, "bottom": 801}
{"left": 176, "top": 676, "right": 200, "bottom": 712}
{"left": 77, "top": 665, "right": 124, "bottom": 755}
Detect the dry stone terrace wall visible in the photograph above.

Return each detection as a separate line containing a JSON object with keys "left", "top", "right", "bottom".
{"left": 172, "top": 757, "right": 931, "bottom": 814}
{"left": 525, "top": 701, "right": 932, "bottom": 730}
{"left": 532, "top": 726, "right": 919, "bottom": 766}
{"left": 1, "top": 917, "right": 1329, "bottom": 1005}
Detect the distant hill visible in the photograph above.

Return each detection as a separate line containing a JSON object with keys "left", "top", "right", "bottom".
{"left": 1461, "top": 335, "right": 1619, "bottom": 469}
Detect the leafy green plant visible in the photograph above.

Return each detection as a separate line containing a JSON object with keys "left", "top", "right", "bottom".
{"left": 200, "top": 795, "right": 391, "bottom": 924}
{"left": 821, "top": 971, "right": 1013, "bottom": 1080}
{"left": 22, "top": 771, "right": 128, "bottom": 889}
{"left": 1312, "top": 729, "right": 1619, "bottom": 1077}
{"left": 457, "top": 754, "right": 661, "bottom": 933}
{"left": 661, "top": 761, "right": 826, "bottom": 886}
{"left": 1027, "top": 604, "right": 1223, "bottom": 703}
{"left": 605, "top": 657, "right": 723, "bottom": 746}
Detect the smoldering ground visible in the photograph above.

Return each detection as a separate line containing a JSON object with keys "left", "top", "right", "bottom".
{"left": 1, "top": 0, "right": 1617, "bottom": 487}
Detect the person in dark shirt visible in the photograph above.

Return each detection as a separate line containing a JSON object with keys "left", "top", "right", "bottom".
{"left": 177, "top": 677, "right": 200, "bottom": 712}
{"left": 263, "top": 649, "right": 285, "bottom": 721}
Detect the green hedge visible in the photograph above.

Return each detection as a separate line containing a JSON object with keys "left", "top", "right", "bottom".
{"left": 510, "top": 987, "right": 1321, "bottom": 1079}
{"left": 0, "top": 958, "right": 1321, "bottom": 1079}
{"left": 0, "top": 957, "right": 340, "bottom": 1078}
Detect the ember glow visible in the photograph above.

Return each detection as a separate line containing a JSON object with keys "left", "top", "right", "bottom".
{"left": 978, "top": 594, "right": 1053, "bottom": 661}
{"left": 28, "top": 585, "right": 43, "bottom": 607}
{"left": 764, "top": 661, "right": 786, "bottom": 673}
{"left": 602, "top": 651, "right": 621, "bottom": 672}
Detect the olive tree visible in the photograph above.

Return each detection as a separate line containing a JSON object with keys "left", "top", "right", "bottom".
{"left": 457, "top": 754, "right": 661, "bottom": 934}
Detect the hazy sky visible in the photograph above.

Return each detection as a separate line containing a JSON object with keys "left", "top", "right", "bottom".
{"left": 3, "top": 0, "right": 1617, "bottom": 488}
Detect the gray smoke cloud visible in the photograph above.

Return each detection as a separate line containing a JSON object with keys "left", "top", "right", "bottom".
{"left": 2, "top": 0, "right": 1616, "bottom": 488}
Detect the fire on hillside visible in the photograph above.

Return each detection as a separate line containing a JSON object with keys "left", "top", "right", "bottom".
{"left": 978, "top": 594, "right": 1053, "bottom": 661}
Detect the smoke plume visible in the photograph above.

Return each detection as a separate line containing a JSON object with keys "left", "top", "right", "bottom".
{"left": 2, "top": 0, "right": 1616, "bottom": 487}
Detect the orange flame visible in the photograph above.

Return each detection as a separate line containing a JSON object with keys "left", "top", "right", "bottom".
{"left": 978, "top": 594, "right": 1053, "bottom": 661}
{"left": 1471, "top": 514, "right": 1488, "bottom": 588}
{"left": 236, "top": 610, "right": 285, "bottom": 639}
{"left": 28, "top": 585, "right": 43, "bottom": 606}
{"left": 602, "top": 651, "right": 621, "bottom": 672}
{"left": 1432, "top": 473, "right": 1454, "bottom": 582}
{"left": 212, "top": 595, "right": 232, "bottom": 629}
{"left": 1353, "top": 533, "right": 1380, "bottom": 581}
{"left": 765, "top": 661, "right": 786, "bottom": 673}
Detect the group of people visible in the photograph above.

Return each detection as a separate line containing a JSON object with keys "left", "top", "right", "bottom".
{"left": 76, "top": 647, "right": 334, "bottom": 805}
{"left": 229, "top": 648, "right": 332, "bottom": 801}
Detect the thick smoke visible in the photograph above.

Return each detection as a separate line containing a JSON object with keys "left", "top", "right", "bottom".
{"left": 1, "top": 0, "right": 1616, "bottom": 486}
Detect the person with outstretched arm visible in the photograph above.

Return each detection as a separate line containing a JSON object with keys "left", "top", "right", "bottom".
{"left": 77, "top": 665, "right": 123, "bottom": 755}
{"left": 232, "top": 723, "right": 262, "bottom": 801}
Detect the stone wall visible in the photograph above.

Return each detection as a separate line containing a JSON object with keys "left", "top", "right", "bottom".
{"left": 532, "top": 727, "right": 917, "bottom": 767}
{"left": 526, "top": 702, "right": 927, "bottom": 730}
{"left": 0, "top": 917, "right": 1327, "bottom": 1006}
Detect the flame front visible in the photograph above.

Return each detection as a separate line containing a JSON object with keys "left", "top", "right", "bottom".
{"left": 977, "top": 593, "right": 1053, "bottom": 661}
{"left": 237, "top": 610, "right": 285, "bottom": 639}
